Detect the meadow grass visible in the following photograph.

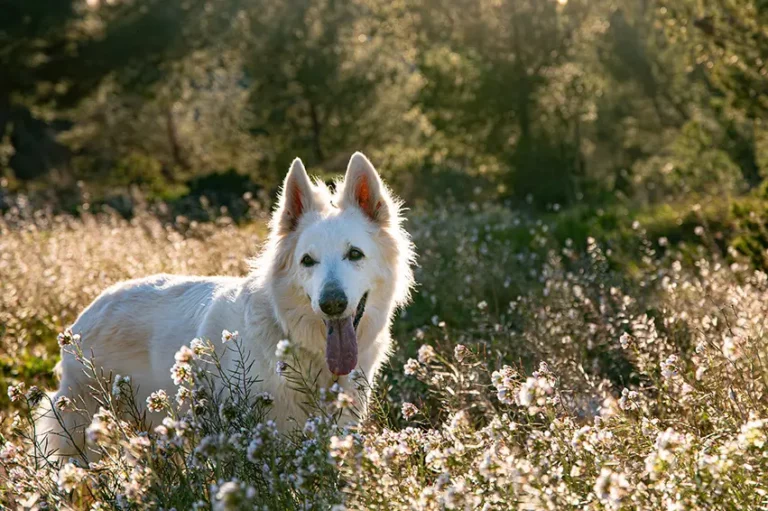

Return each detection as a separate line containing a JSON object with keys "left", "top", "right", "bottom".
{"left": 2, "top": 202, "right": 768, "bottom": 510}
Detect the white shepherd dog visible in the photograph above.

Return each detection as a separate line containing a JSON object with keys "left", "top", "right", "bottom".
{"left": 38, "top": 152, "right": 414, "bottom": 458}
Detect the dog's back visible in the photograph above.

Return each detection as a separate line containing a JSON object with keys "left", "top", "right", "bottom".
{"left": 38, "top": 273, "right": 241, "bottom": 459}
{"left": 70, "top": 274, "right": 237, "bottom": 373}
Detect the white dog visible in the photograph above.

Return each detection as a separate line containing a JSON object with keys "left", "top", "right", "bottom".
{"left": 37, "top": 152, "right": 414, "bottom": 458}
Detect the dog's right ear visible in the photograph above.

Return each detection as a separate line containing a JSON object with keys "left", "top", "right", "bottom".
{"left": 275, "top": 158, "right": 317, "bottom": 234}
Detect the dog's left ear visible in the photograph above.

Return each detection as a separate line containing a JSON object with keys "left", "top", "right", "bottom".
{"left": 339, "top": 152, "right": 390, "bottom": 224}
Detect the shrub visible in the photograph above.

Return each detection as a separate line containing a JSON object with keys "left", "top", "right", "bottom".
{"left": 4, "top": 336, "right": 347, "bottom": 509}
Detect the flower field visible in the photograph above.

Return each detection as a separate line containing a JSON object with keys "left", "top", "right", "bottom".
{"left": 2, "top": 203, "right": 768, "bottom": 510}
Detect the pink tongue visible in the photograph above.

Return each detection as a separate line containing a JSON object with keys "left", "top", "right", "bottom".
{"left": 326, "top": 317, "right": 358, "bottom": 376}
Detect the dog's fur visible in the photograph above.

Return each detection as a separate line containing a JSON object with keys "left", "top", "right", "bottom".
{"left": 37, "top": 152, "right": 414, "bottom": 458}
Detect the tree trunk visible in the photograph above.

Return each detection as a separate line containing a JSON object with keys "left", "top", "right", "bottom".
{"left": 165, "top": 105, "right": 189, "bottom": 175}
{"left": 308, "top": 100, "right": 325, "bottom": 162}
{"left": 0, "top": 93, "right": 10, "bottom": 142}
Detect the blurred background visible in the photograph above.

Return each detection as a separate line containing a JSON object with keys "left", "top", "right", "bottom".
{"left": 5, "top": 0, "right": 768, "bottom": 390}
{"left": 3, "top": 0, "right": 767, "bottom": 218}
{"left": 6, "top": 4, "right": 768, "bottom": 505}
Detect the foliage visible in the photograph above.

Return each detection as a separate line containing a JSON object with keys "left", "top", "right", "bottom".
{"left": 3, "top": 0, "right": 767, "bottom": 208}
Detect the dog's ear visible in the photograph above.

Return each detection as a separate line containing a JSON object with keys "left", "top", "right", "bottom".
{"left": 275, "top": 158, "right": 317, "bottom": 234}
{"left": 339, "top": 152, "right": 390, "bottom": 224}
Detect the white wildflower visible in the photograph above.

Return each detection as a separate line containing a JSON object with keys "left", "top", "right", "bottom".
{"left": 660, "top": 354, "right": 679, "bottom": 380}
{"left": 618, "top": 388, "right": 640, "bottom": 411}
{"left": 214, "top": 480, "right": 251, "bottom": 511}
{"left": 329, "top": 435, "right": 356, "bottom": 460}
{"left": 190, "top": 337, "right": 208, "bottom": 355}
{"left": 737, "top": 418, "right": 766, "bottom": 450}
{"left": 176, "top": 386, "right": 191, "bottom": 405}
{"left": 275, "top": 339, "right": 291, "bottom": 359}
{"left": 56, "top": 328, "right": 81, "bottom": 348}
{"left": 448, "top": 410, "right": 471, "bottom": 434}
{"left": 86, "top": 409, "right": 112, "bottom": 444}
{"left": 174, "top": 345, "right": 195, "bottom": 364}
{"left": 453, "top": 344, "right": 469, "bottom": 363}
{"left": 221, "top": 329, "right": 239, "bottom": 343}
{"left": 7, "top": 383, "right": 25, "bottom": 403}
{"left": 418, "top": 344, "right": 437, "bottom": 364}
{"left": 403, "top": 358, "right": 421, "bottom": 376}
{"left": 335, "top": 392, "right": 355, "bottom": 410}
{"left": 402, "top": 402, "right": 419, "bottom": 420}
{"left": 146, "top": 389, "right": 169, "bottom": 412}
{"left": 593, "top": 468, "right": 630, "bottom": 510}
{"left": 256, "top": 391, "right": 274, "bottom": 404}
{"left": 491, "top": 366, "right": 518, "bottom": 405}
{"left": 619, "top": 332, "right": 632, "bottom": 349}
{"left": 112, "top": 374, "right": 130, "bottom": 399}
{"left": 57, "top": 462, "right": 86, "bottom": 492}
{"left": 171, "top": 361, "right": 193, "bottom": 385}
{"left": 55, "top": 395, "right": 74, "bottom": 411}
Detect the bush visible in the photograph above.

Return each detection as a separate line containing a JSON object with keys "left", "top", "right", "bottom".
{"left": 4, "top": 335, "right": 346, "bottom": 509}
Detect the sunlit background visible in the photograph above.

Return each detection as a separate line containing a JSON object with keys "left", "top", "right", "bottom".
{"left": 3, "top": 0, "right": 766, "bottom": 212}
{"left": 3, "top": 2, "right": 768, "bottom": 509}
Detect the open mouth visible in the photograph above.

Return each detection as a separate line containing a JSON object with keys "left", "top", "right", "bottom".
{"left": 324, "top": 292, "right": 368, "bottom": 376}
{"left": 353, "top": 292, "right": 367, "bottom": 329}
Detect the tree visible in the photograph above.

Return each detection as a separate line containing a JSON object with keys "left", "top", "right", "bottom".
{"left": 411, "top": 0, "right": 600, "bottom": 205}
{"left": 0, "top": 0, "right": 241, "bottom": 182}
{"left": 235, "top": 0, "right": 421, "bottom": 183}
{"left": 659, "top": 0, "right": 768, "bottom": 185}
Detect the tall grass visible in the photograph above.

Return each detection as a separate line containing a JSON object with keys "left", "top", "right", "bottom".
{"left": 2, "top": 201, "right": 768, "bottom": 510}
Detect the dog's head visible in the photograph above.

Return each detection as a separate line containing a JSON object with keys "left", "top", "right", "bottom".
{"left": 262, "top": 152, "right": 414, "bottom": 376}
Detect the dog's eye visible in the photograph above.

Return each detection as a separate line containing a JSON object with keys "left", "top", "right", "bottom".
{"left": 347, "top": 247, "right": 365, "bottom": 261}
{"left": 301, "top": 254, "right": 317, "bottom": 267}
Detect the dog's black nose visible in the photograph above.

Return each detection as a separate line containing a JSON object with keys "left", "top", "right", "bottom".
{"left": 320, "top": 285, "right": 348, "bottom": 316}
